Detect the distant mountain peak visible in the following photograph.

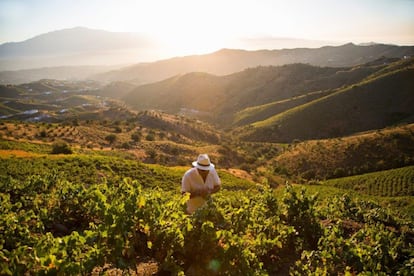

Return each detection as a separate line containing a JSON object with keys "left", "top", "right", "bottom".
{"left": 213, "top": 48, "right": 249, "bottom": 55}
{"left": 340, "top": 42, "right": 356, "bottom": 47}
{"left": 358, "top": 42, "right": 379, "bottom": 46}
{"left": 0, "top": 27, "right": 155, "bottom": 70}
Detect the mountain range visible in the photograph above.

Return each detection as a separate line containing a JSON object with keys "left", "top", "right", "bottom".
{"left": 1, "top": 27, "right": 414, "bottom": 85}
{"left": 94, "top": 43, "right": 414, "bottom": 84}
{"left": 1, "top": 27, "right": 414, "bottom": 145}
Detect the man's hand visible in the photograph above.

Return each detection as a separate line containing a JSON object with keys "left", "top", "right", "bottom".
{"left": 210, "top": 185, "right": 220, "bottom": 194}
{"left": 190, "top": 186, "right": 220, "bottom": 198}
{"left": 190, "top": 189, "right": 209, "bottom": 198}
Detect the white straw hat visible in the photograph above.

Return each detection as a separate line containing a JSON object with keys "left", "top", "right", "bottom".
{"left": 192, "top": 154, "right": 215, "bottom": 170}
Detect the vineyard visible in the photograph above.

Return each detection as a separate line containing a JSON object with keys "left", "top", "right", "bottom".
{"left": 1, "top": 152, "right": 413, "bottom": 275}
{"left": 1, "top": 44, "right": 414, "bottom": 275}
{"left": 323, "top": 166, "right": 414, "bottom": 197}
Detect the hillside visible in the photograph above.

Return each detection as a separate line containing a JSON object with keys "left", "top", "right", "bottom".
{"left": 231, "top": 58, "right": 407, "bottom": 126}
{"left": 2, "top": 58, "right": 414, "bottom": 178}
{"left": 272, "top": 124, "right": 414, "bottom": 180}
{"left": 95, "top": 43, "right": 414, "bottom": 84}
{"left": 232, "top": 90, "right": 333, "bottom": 126}
{"left": 124, "top": 62, "right": 384, "bottom": 125}
{"left": 237, "top": 58, "right": 414, "bottom": 142}
{"left": 323, "top": 166, "right": 414, "bottom": 197}
{"left": 0, "top": 84, "right": 23, "bottom": 97}
{"left": 92, "top": 81, "right": 137, "bottom": 99}
{"left": 1, "top": 138, "right": 413, "bottom": 275}
{"left": 0, "top": 108, "right": 222, "bottom": 166}
{"left": 0, "top": 79, "right": 105, "bottom": 119}
{"left": 0, "top": 65, "right": 120, "bottom": 85}
{"left": 2, "top": 87, "right": 414, "bottom": 275}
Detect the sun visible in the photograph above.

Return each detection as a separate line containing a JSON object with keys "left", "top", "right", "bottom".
{"left": 124, "top": 0, "right": 243, "bottom": 56}
{"left": 152, "top": 29, "right": 236, "bottom": 57}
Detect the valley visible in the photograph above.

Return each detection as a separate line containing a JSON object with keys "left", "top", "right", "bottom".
{"left": 1, "top": 44, "right": 414, "bottom": 275}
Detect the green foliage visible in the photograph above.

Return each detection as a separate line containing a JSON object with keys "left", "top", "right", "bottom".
{"left": 0, "top": 150, "right": 413, "bottom": 275}
{"left": 0, "top": 155, "right": 184, "bottom": 191}
{"left": 233, "top": 90, "right": 333, "bottom": 127}
{"left": 0, "top": 171, "right": 412, "bottom": 275}
{"left": 145, "top": 133, "right": 155, "bottom": 141}
{"left": 281, "top": 184, "right": 322, "bottom": 252}
{"left": 51, "top": 141, "right": 73, "bottom": 154}
{"left": 324, "top": 166, "right": 414, "bottom": 197}
{"left": 105, "top": 134, "right": 117, "bottom": 144}
{"left": 130, "top": 132, "right": 141, "bottom": 142}
{"left": 216, "top": 170, "right": 255, "bottom": 190}
{"left": 0, "top": 139, "right": 51, "bottom": 153}
{"left": 292, "top": 198, "right": 411, "bottom": 275}
{"left": 239, "top": 66, "right": 414, "bottom": 143}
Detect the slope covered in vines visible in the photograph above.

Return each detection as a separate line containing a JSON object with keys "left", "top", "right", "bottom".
{"left": 1, "top": 151, "right": 413, "bottom": 275}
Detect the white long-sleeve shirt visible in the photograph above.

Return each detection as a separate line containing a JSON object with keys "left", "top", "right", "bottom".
{"left": 181, "top": 167, "right": 221, "bottom": 213}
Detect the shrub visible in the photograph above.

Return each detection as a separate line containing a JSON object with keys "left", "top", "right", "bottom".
{"left": 51, "top": 142, "right": 72, "bottom": 154}
{"left": 105, "top": 134, "right": 117, "bottom": 144}
{"left": 39, "top": 129, "right": 47, "bottom": 138}
{"left": 121, "top": 142, "right": 130, "bottom": 149}
{"left": 145, "top": 134, "right": 155, "bottom": 141}
{"left": 114, "top": 126, "right": 122, "bottom": 133}
{"left": 131, "top": 132, "right": 141, "bottom": 142}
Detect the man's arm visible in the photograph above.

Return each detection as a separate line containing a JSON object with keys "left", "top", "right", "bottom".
{"left": 209, "top": 169, "right": 221, "bottom": 195}
{"left": 182, "top": 188, "right": 215, "bottom": 198}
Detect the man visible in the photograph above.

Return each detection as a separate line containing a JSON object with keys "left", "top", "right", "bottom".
{"left": 181, "top": 154, "right": 221, "bottom": 214}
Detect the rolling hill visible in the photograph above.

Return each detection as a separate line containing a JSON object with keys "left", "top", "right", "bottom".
{"left": 95, "top": 43, "right": 414, "bottom": 84}
{"left": 3, "top": 56, "right": 413, "bottom": 146}
{"left": 271, "top": 123, "right": 414, "bottom": 180}
{"left": 232, "top": 90, "right": 333, "bottom": 126}
{"left": 92, "top": 81, "right": 137, "bottom": 99}
{"left": 123, "top": 61, "right": 389, "bottom": 125}
{"left": 237, "top": 58, "right": 414, "bottom": 142}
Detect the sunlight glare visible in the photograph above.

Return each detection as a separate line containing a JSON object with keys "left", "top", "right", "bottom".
{"left": 134, "top": 0, "right": 242, "bottom": 55}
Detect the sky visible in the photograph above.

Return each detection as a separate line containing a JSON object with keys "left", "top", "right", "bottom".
{"left": 1, "top": 0, "right": 414, "bottom": 57}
